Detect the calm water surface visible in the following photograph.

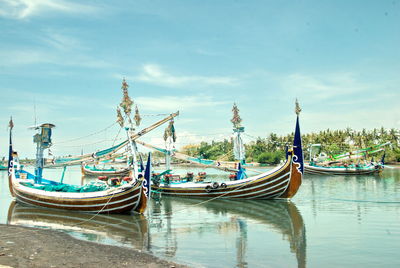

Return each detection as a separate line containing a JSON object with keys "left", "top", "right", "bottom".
{"left": 1, "top": 165, "right": 399, "bottom": 267}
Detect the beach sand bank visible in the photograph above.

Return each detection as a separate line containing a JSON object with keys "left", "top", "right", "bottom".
{"left": 0, "top": 224, "right": 187, "bottom": 268}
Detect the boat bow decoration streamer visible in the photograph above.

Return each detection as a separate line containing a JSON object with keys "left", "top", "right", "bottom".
{"left": 293, "top": 100, "right": 304, "bottom": 175}
{"left": 143, "top": 152, "right": 152, "bottom": 199}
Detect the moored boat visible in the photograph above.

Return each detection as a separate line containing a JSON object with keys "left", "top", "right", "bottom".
{"left": 81, "top": 164, "right": 131, "bottom": 177}
{"left": 7, "top": 120, "right": 151, "bottom": 214}
{"left": 305, "top": 143, "right": 387, "bottom": 175}
{"left": 151, "top": 101, "right": 304, "bottom": 200}
{"left": 304, "top": 162, "right": 383, "bottom": 175}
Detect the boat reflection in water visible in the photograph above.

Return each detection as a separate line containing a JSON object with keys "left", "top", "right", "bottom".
{"left": 7, "top": 199, "right": 306, "bottom": 267}
{"left": 7, "top": 201, "right": 149, "bottom": 251}
{"left": 152, "top": 197, "right": 307, "bottom": 268}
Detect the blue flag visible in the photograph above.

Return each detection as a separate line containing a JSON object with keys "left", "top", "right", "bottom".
{"left": 143, "top": 152, "right": 152, "bottom": 199}
{"left": 236, "top": 162, "right": 245, "bottom": 180}
{"left": 7, "top": 118, "right": 14, "bottom": 177}
{"left": 293, "top": 115, "right": 304, "bottom": 174}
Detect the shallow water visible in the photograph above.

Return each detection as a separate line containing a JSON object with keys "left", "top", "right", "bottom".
{"left": 1, "top": 165, "right": 399, "bottom": 267}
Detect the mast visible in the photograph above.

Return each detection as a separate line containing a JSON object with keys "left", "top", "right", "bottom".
{"left": 231, "top": 103, "right": 245, "bottom": 164}
{"left": 163, "top": 119, "right": 176, "bottom": 171}
{"left": 118, "top": 78, "right": 140, "bottom": 178}
{"left": 33, "top": 123, "right": 55, "bottom": 184}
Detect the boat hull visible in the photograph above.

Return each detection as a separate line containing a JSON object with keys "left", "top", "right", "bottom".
{"left": 304, "top": 164, "right": 381, "bottom": 175}
{"left": 81, "top": 165, "right": 131, "bottom": 177}
{"left": 152, "top": 154, "right": 302, "bottom": 200}
{"left": 12, "top": 179, "right": 143, "bottom": 214}
{"left": 9, "top": 164, "right": 147, "bottom": 214}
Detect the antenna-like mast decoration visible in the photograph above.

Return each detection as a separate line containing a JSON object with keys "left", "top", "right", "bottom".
{"left": 231, "top": 103, "right": 245, "bottom": 164}
{"left": 295, "top": 98, "right": 302, "bottom": 116}
{"left": 117, "top": 78, "right": 139, "bottom": 177}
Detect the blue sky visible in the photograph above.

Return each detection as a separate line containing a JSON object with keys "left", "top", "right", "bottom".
{"left": 0, "top": 0, "right": 399, "bottom": 158}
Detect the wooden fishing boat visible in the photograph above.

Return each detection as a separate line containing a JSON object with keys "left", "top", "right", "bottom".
{"left": 151, "top": 106, "right": 304, "bottom": 200}
{"left": 8, "top": 164, "right": 150, "bottom": 214}
{"left": 6, "top": 80, "right": 177, "bottom": 214}
{"left": 7, "top": 201, "right": 149, "bottom": 250}
{"left": 305, "top": 143, "right": 387, "bottom": 175}
{"left": 7, "top": 121, "right": 152, "bottom": 214}
{"left": 304, "top": 162, "right": 383, "bottom": 175}
{"left": 81, "top": 164, "right": 131, "bottom": 176}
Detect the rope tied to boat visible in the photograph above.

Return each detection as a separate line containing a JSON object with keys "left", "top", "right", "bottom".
{"left": 159, "top": 180, "right": 256, "bottom": 217}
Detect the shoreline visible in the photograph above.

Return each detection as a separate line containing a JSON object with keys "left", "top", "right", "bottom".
{"left": 0, "top": 224, "right": 188, "bottom": 268}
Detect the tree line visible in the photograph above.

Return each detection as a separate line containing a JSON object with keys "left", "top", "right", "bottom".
{"left": 179, "top": 127, "right": 400, "bottom": 164}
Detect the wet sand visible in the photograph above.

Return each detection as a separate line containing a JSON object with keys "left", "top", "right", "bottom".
{"left": 0, "top": 224, "right": 187, "bottom": 268}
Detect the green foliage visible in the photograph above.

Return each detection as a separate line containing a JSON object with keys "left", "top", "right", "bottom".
{"left": 149, "top": 151, "right": 166, "bottom": 161}
{"left": 181, "top": 139, "right": 234, "bottom": 161}
{"left": 257, "top": 151, "right": 285, "bottom": 164}
{"left": 301, "top": 127, "right": 399, "bottom": 162}
{"left": 178, "top": 127, "right": 400, "bottom": 164}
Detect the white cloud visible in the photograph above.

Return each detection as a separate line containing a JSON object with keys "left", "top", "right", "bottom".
{"left": 282, "top": 72, "right": 367, "bottom": 100}
{"left": 136, "top": 95, "right": 228, "bottom": 112}
{"left": 0, "top": 49, "right": 112, "bottom": 68}
{"left": 42, "top": 31, "right": 83, "bottom": 51}
{"left": 2, "top": 89, "right": 112, "bottom": 116}
{"left": 134, "top": 64, "right": 238, "bottom": 87}
{"left": 0, "top": 0, "right": 98, "bottom": 19}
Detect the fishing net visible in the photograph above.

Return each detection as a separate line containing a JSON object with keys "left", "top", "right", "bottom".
{"left": 20, "top": 181, "right": 108, "bottom": 193}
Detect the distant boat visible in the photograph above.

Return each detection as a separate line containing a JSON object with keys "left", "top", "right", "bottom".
{"left": 305, "top": 143, "right": 387, "bottom": 175}
{"left": 151, "top": 103, "right": 304, "bottom": 200}
{"left": 304, "top": 162, "right": 383, "bottom": 175}
{"left": 81, "top": 164, "right": 131, "bottom": 177}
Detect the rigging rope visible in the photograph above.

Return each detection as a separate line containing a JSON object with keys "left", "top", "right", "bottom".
{"left": 53, "top": 122, "right": 118, "bottom": 145}
{"left": 53, "top": 138, "right": 125, "bottom": 148}
{"left": 141, "top": 113, "right": 170, "bottom": 117}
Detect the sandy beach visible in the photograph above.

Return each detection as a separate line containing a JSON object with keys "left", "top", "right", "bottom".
{"left": 0, "top": 225, "right": 187, "bottom": 268}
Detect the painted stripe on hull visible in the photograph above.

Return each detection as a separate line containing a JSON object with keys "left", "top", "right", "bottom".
{"left": 82, "top": 169, "right": 130, "bottom": 176}
{"left": 156, "top": 171, "right": 289, "bottom": 195}
{"left": 157, "top": 158, "right": 291, "bottom": 193}
{"left": 151, "top": 151, "right": 303, "bottom": 200}
{"left": 13, "top": 185, "right": 141, "bottom": 213}
{"left": 153, "top": 168, "right": 292, "bottom": 199}
{"left": 304, "top": 165, "right": 378, "bottom": 175}
{"left": 14, "top": 184, "right": 140, "bottom": 204}
{"left": 14, "top": 189, "right": 140, "bottom": 208}
{"left": 15, "top": 193, "right": 140, "bottom": 213}
{"left": 11, "top": 176, "right": 144, "bottom": 213}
